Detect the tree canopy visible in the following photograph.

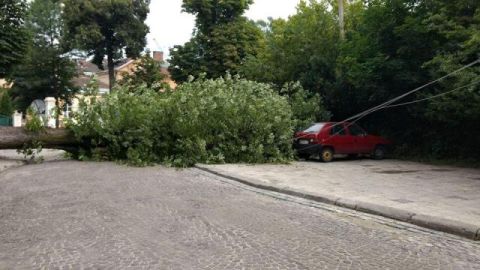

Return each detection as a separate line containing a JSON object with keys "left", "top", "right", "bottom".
{"left": 62, "top": 0, "right": 150, "bottom": 90}
{"left": 0, "top": 0, "right": 29, "bottom": 77}
{"left": 169, "top": 0, "right": 262, "bottom": 82}
{"left": 182, "top": 0, "right": 253, "bottom": 31}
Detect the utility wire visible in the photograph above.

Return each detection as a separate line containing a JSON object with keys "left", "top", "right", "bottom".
{"left": 339, "top": 59, "right": 480, "bottom": 124}
{"left": 383, "top": 79, "right": 480, "bottom": 109}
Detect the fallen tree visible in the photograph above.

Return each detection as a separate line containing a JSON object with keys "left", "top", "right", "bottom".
{"left": 0, "top": 127, "right": 77, "bottom": 150}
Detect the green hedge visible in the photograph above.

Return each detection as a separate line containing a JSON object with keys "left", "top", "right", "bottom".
{"left": 69, "top": 75, "right": 304, "bottom": 166}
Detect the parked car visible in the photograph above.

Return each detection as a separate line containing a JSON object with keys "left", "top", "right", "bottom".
{"left": 293, "top": 122, "right": 391, "bottom": 162}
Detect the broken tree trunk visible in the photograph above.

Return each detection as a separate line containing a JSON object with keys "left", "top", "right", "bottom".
{"left": 0, "top": 127, "right": 78, "bottom": 150}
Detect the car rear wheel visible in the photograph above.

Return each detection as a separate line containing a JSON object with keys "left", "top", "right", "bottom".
{"left": 320, "top": 148, "right": 334, "bottom": 162}
{"left": 373, "top": 145, "right": 386, "bottom": 160}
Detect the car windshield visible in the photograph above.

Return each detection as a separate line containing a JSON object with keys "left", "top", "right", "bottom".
{"left": 303, "top": 123, "right": 325, "bottom": 133}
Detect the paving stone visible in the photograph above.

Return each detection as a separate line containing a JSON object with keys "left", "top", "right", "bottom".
{"left": 0, "top": 161, "right": 479, "bottom": 269}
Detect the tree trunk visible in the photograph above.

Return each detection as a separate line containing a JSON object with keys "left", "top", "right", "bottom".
{"left": 107, "top": 46, "right": 115, "bottom": 92}
{"left": 338, "top": 0, "right": 345, "bottom": 40}
{"left": 0, "top": 127, "right": 77, "bottom": 150}
{"left": 55, "top": 97, "right": 60, "bottom": 128}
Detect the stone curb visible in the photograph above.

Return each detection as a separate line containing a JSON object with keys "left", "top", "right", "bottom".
{"left": 195, "top": 165, "right": 480, "bottom": 241}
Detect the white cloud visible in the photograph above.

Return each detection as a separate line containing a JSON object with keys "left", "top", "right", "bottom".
{"left": 146, "top": 0, "right": 301, "bottom": 58}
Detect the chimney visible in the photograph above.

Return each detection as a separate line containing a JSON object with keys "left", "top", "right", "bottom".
{"left": 153, "top": 51, "right": 164, "bottom": 62}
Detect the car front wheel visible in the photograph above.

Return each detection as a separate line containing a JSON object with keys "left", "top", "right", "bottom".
{"left": 320, "top": 148, "right": 334, "bottom": 162}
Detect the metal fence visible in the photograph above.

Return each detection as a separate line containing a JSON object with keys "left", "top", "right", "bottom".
{"left": 0, "top": 114, "right": 12, "bottom": 126}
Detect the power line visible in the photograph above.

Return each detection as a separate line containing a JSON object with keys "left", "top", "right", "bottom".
{"left": 383, "top": 79, "right": 480, "bottom": 109}
{"left": 340, "top": 59, "right": 480, "bottom": 124}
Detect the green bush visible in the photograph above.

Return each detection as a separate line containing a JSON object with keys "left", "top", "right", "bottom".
{"left": 69, "top": 75, "right": 296, "bottom": 166}
{"left": 280, "top": 82, "right": 331, "bottom": 131}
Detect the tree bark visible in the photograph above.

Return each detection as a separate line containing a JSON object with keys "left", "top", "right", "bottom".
{"left": 0, "top": 127, "right": 77, "bottom": 150}
{"left": 338, "top": 0, "right": 345, "bottom": 40}
{"left": 107, "top": 46, "right": 115, "bottom": 92}
{"left": 55, "top": 97, "right": 60, "bottom": 129}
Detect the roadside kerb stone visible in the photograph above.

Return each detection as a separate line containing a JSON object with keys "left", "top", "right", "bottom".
{"left": 355, "top": 201, "right": 416, "bottom": 222}
{"left": 195, "top": 164, "right": 480, "bottom": 241}
{"left": 195, "top": 164, "right": 341, "bottom": 205}
{"left": 411, "top": 214, "right": 480, "bottom": 240}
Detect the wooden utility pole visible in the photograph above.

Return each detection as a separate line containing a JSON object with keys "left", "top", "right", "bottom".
{"left": 338, "top": 0, "right": 345, "bottom": 40}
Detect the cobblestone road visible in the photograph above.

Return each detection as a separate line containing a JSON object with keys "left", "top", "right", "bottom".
{"left": 0, "top": 161, "right": 479, "bottom": 269}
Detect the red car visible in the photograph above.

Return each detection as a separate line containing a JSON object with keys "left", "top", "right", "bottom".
{"left": 293, "top": 122, "right": 391, "bottom": 162}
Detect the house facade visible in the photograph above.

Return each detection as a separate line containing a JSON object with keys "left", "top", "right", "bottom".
{"left": 73, "top": 50, "right": 176, "bottom": 93}
{"left": 0, "top": 79, "right": 12, "bottom": 89}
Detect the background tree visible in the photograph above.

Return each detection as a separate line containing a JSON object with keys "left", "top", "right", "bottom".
{"left": 62, "top": 0, "right": 150, "bottom": 91}
{"left": 119, "top": 53, "right": 168, "bottom": 92}
{"left": 10, "top": 0, "right": 77, "bottom": 127}
{"left": 0, "top": 0, "right": 29, "bottom": 77}
{"left": 240, "top": 1, "right": 339, "bottom": 93}
{"left": 169, "top": 0, "right": 262, "bottom": 82}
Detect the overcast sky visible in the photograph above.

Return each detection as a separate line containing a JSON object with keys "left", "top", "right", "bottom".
{"left": 146, "top": 0, "right": 301, "bottom": 58}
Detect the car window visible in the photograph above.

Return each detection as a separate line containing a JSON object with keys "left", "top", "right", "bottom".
{"left": 330, "top": 124, "right": 346, "bottom": 136}
{"left": 303, "top": 123, "right": 325, "bottom": 133}
{"left": 348, "top": 124, "right": 367, "bottom": 136}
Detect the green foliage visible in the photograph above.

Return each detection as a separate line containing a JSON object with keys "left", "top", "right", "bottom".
{"left": 17, "top": 139, "right": 44, "bottom": 163}
{"left": 0, "top": 89, "right": 15, "bottom": 116}
{"left": 24, "top": 107, "right": 44, "bottom": 133}
{"left": 169, "top": 0, "right": 262, "bottom": 82}
{"left": 0, "top": 0, "right": 29, "bottom": 77}
{"left": 62, "top": 0, "right": 150, "bottom": 89}
{"left": 182, "top": 0, "right": 253, "bottom": 32}
{"left": 118, "top": 53, "right": 168, "bottom": 92}
{"left": 19, "top": 108, "right": 45, "bottom": 163}
{"left": 69, "top": 76, "right": 295, "bottom": 167}
{"left": 10, "top": 0, "right": 78, "bottom": 113}
{"left": 280, "top": 82, "right": 331, "bottom": 131}
{"left": 240, "top": 1, "right": 339, "bottom": 93}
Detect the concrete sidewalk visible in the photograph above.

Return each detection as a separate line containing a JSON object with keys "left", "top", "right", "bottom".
{"left": 197, "top": 160, "right": 480, "bottom": 240}
{"left": 0, "top": 149, "right": 68, "bottom": 174}
{"left": 0, "top": 160, "right": 23, "bottom": 173}
{"left": 0, "top": 149, "right": 67, "bottom": 162}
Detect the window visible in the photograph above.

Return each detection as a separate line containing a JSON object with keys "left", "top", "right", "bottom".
{"left": 348, "top": 124, "right": 367, "bottom": 136}
{"left": 303, "top": 123, "right": 325, "bottom": 133}
{"left": 330, "top": 124, "right": 346, "bottom": 136}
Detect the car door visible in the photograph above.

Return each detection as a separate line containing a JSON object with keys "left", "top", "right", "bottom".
{"left": 347, "top": 123, "right": 370, "bottom": 153}
{"left": 326, "top": 123, "right": 352, "bottom": 154}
